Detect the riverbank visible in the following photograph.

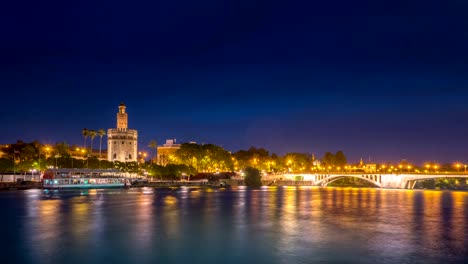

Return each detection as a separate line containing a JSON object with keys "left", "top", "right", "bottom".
{"left": 0, "top": 181, "right": 224, "bottom": 191}
{"left": 2, "top": 179, "right": 467, "bottom": 191}
{"left": 0, "top": 181, "right": 42, "bottom": 191}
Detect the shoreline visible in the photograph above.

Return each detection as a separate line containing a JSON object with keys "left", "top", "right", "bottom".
{"left": 1, "top": 181, "right": 468, "bottom": 192}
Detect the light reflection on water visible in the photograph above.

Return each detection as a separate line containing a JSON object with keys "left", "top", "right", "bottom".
{"left": 1, "top": 187, "right": 468, "bottom": 264}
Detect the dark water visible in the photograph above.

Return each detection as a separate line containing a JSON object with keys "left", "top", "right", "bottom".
{"left": 1, "top": 187, "right": 468, "bottom": 264}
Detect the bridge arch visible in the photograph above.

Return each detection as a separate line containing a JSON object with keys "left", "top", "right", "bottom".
{"left": 317, "top": 175, "right": 382, "bottom": 188}
{"left": 401, "top": 175, "right": 468, "bottom": 189}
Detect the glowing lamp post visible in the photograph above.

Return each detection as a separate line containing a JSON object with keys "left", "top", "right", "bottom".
{"left": 425, "top": 164, "right": 430, "bottom": 173}
{"left": 30, "top": 169, "right": 37, "bottom": 181}
{"left": 55, "top": 154, "right": 61, "bottom": 168}
{"left": 138, "top": 152, "right": 147, "bottom": 163}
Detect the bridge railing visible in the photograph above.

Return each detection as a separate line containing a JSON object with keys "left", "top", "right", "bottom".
{"left": 282, "top": 172, "right": 468, "bottom": 175}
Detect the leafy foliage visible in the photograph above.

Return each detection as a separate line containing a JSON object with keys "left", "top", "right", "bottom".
{"left": 147, "top": 163, "right": 196, "bottom": 180}
{"left": 322, "top": 151, "right": 347, "bottom": 167}
{"left": 173, "top": 143, "right": 233, "bottom": 172}
{"left": 244, "top": 166, "right": 262, "bottom": 187}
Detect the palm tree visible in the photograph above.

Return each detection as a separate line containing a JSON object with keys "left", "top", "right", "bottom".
{"left": 98, "top": 129, "right": 106, "bottom": 168}
{"left": 89, "top": 130, "right": 97, "bottom": 156}
{"left": 98, "top": 129, "right": 106, "bottom": 158}
{"left": 82, "top": 128, "right": 89, "bottom": 149}
{"left": 148, "top": 140, "right": 157, "bottom": 164}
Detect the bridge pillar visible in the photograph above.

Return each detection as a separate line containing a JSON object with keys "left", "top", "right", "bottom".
{"left": 407, "top": 180, "right": 417, "bottom": 189}
{"left": 405, "top": 180, "right": 410, "bottom": 189}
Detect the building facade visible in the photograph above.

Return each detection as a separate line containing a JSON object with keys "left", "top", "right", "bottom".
{"left": 107, "top": 103, "right": 138, "bottom": 162}
{"left": 156, "top": 139, "right": 181, "bottom": 165}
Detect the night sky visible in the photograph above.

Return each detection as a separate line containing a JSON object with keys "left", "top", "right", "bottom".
{"left": 2, "top": 0, "right": 468, "bottom": 164}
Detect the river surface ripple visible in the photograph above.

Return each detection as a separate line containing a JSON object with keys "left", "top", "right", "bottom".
{"left": 1, "top": 187, "right": 467, "bottom": 264}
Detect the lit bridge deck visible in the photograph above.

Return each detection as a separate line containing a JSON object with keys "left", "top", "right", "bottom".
{"left": 274, "top": 173, "right": 468, "bottom": 189}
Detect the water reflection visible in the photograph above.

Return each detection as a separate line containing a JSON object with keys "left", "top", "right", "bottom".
{"left": 2, "top": 188, "right": 467, "bottom": 264}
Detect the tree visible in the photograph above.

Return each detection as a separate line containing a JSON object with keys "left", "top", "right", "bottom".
{"left": 171, "top": 143, "right": 233, "bottom": 172}
{"left": 201, "top": 144, "right": 233, "bottom": 172}
{"left": 0, "top": 158, "right": 14, "bottom": 173}
{"left": 174, "top": 143, "right": 204, "bottom": 171}
{"left": 322, "top": 152, "right": 335, "bottom": 167}
{"left": 244, "top": 166, "right": 262, "bottom": 187}
{"left": 82, "top": 128, "right": 89, "bottom": 149}
{"left": 88, "top": 130, "right": 97, "bottom": 154}
{"left": 22, "top": 144, "right": 37, "bottom": 161}
{"left": 148, "top": 140, "right": 157, "bottom": 164}
{"left": 98, "top": 129, "right": 106, "bottom": 167}
{"left": 283, "top": 152, "right": 310, "bottom": 172}
{"left": 233, "top": 147, "right": 270, "bottom": 170}
{"left": 54, "top": 142, "right": 70, "bottom": 157}
{"left": 334, "top": 151, "right": 347, "bottom": 167}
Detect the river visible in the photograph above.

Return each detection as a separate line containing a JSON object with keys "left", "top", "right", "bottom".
{"left": 1, "top": 187, "right": 467, "bottom": 263}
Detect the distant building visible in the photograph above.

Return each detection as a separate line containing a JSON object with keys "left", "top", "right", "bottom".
{"left": 157, "top": 139, "right": 181, "bottom": 165}
{"left": 311, "top": 153, "right": 321, "bottom": 166}
{"left": 364, "top": 164, "right": 377, "bottom": 173}
{"left": 360, "top": 158, "right": 377, "bottom": 173}
{"left": 107, "top": 103, "right": 138, "bottom": 162}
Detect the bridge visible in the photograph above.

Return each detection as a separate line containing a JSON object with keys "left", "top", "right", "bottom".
{"left": 277, "top": 173, "right": 468, "bottom": 189}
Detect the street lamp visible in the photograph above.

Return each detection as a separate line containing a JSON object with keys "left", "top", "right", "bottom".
{"left": 55, "top": 154, "right": 61, "bottom": 168}
{"left": 41, "top": 146, "right": 51, "bottom": 170}
{"left": 425, "top": 164, "right": 430, "bottom": 173}
{"left": 138, "top": 151, "right": 147, "bottom": 163}
{"left": 29, "top": 169, "right": 37, "bottom": 181}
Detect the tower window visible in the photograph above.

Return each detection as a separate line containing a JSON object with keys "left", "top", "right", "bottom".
{"left": 122, "top": 141, "right": 124, "bottom": 144}
{"left": 128, "top": 154, "right": 132, "bottom": 159}
{"left": 113, "top": 153, "right": 117, "bottom": 159}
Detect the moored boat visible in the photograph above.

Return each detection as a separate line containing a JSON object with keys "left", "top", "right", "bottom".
{"left": 42, "top": 168, "right": 131, "bottom": 189}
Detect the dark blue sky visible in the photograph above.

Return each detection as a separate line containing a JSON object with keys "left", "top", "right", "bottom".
{"left": 1, "top": 0, "right": 468, "bottom": 164}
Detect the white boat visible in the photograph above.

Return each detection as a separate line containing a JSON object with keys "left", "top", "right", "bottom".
{"left": 42, "top": 168, "right": 131, "bottom": 189}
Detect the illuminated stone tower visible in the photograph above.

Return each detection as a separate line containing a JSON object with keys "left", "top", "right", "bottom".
{"left": 107, "top": 102, "right": 138, "bottom": 162}
{"left": 117, "top": 103, "right": 128, "bottom": 129}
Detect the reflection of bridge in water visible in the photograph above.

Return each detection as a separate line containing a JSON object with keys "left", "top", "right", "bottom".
{"left": 274, "top": 173, "right": 468, "bottom": 189}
